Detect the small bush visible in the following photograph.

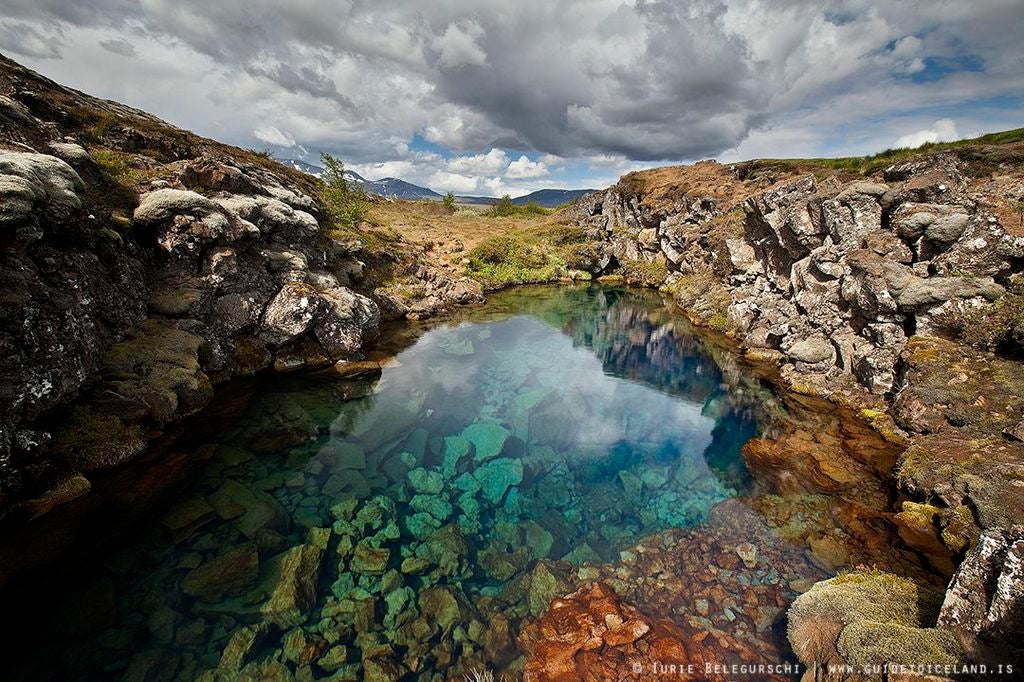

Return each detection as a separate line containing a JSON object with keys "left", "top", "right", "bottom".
{"left": 319, "top": 153, "right": 368, "bottom": 229}
{"left": 486, "top": 195, "right": 551, "bottom": 218}
{"left": 443, "top": 191, "right": 456, "bottom": 212}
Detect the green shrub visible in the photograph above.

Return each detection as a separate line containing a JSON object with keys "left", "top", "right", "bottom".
{"left": 442, "top": 191, "right": 456, "bottom": 212}
{"left": 486, "top": 195, "right": 551, "bottom": 218}
{"left": 319, "top": 153, "right": 368, "bottom": 229}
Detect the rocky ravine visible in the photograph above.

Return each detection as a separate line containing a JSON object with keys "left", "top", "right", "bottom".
{"left": 564, "top": 151, "right": 1024, "bottom": 675}
{"left": 2, "top": 52, "right": 1023, "bottom": 678}
{"left": 0, "top": 54, "right": 480, "bottom": 530}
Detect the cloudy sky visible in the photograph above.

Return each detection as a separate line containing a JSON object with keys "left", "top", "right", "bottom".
{"left": 1, "top": 1, "right": 1022, "bottom": 197}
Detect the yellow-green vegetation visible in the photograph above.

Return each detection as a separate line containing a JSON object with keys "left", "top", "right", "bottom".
{"left": 55, "top": 406, "right": 146, "bottom": 471}
{"left": 100, "top": 319, "right": 212, "bottom": 423}
{"left": 617, "top": 258, "right": 669, "bottom": 286}
{"left": 465, "top": 224, "right": 594, "bottom": 288}
{"left": 486, "top": 195, "right": 551, "bottom": 218}
{"left": 940, "top": 504, "right": 976, "bottom": 554}
{"left": 88, "top": 147, "right": 161, "bottom": 210}
{"left": 789, "top": 568, "right": 963, "bottom": 669}
{"left": 466, "top": 232, "right": 564, "bottom": 287}
{"left": 958, "top": 278, "right": 1024, "bottom": 354}
{"left": 754, "top": 127, "right": 1024, "bottom": 177}
{"left": 318, "top": 153, "right": 369, "bottom": 230}
{"left": 442, "top": 191, "right": 456, "bottom": 212}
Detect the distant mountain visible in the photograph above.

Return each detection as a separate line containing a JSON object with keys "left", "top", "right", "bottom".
{"left": 513, "top": 188, "right": 596, "bottom": 207}
{"left": 371, "top": 177, "right": 441, "bottom": 200}
{"left": 457, "top": 188, "right": 596, "bottom": 208}
{"left": 278, "top": 158, "right": 325, "bottom": 177}
{"left": 275, "top": 157, "right": 590, "bottom": 206}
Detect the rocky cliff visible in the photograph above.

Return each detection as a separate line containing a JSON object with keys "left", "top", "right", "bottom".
{"left": 0, "top": 55, "right": 479, "bottom": 520}
{"left": 567, "top": 144, "right": 1024, "bottom": 673}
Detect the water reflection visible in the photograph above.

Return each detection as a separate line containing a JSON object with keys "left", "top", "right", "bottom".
{"left": 7, "top": 285, "right": 768, "bottom": 681}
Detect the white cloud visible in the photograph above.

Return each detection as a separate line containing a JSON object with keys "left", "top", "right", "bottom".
{"left": 446, "top": 148, "right": 509, "bottom": 174}
{"left": 894, "top": 118, "right": 959, "bottom": 149}
{"left": 1, "top": 1, "right": 1022, "bottom": 189}
{"left": 427, "top": 171, "right": 480, "bottom": 194}
{"left": 432, "top": 20, "right": 488, "bottom": 68}
{"left": 506, "top": 155, "right": 549, "bottom": 179}
{"left": 252, "top": 125, "right": 296, "bottom": 147}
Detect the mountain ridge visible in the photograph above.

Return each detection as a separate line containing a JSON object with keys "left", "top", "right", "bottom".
{"left": 275, "top": 157, "right": 594, "bottom": 207}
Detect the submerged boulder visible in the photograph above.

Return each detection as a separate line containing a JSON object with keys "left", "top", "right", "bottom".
{"left": 261, "top": 543, "right": 324, "bottom": 628}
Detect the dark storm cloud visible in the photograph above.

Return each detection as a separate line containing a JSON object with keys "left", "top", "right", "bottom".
{"left": 0, "top": 1, "right": 1022, "bottom": 163}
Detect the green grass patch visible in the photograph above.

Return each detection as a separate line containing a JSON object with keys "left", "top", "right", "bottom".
{"left": 754, "top": 127, "right": 1024, "bottom": 177}
{"left": 466, "top": 225, "right": 594, "bottom": 288}
{"left": 486, "top": 195, "right": 552, "bottom": 218}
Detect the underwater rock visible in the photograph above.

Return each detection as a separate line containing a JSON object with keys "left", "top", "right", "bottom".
{"left": 181, "top": 542, "right": 259, "bottom": 601}
{"left": 407, "top": 467, "right": 444, "bottom": 494}
{"left": 261, "top": 543, "right": 324, "bottom": 628}
{"left": 281, "top": 627, "right": 327, "bottom": 667}
{"left": 473, "top": 457, "right": 523, "bottom": 505}
{"left": 525, "top": 562, "right": 571, "bottom": 617}
{"left": 416, "top": 524, "right": 470, "bottom": 578}
{"left": 159, "top": 496, "right": 216, "bottom": 543}
{"left": 462, "top": 421, "right": 510, "bottom": 462}
{"left": 418, "top": 586, "right": 462, "bottom": 633}
{"left": 321, "top": 442, "right": 366, "bottom": 471}
{"left": 521, "top": 581, "right": 689, "bottom": 682}
{"left": 406, "top": 511, "right": 443, "bottom": 540}
{"left": 318, "top": 644, "right": 349, "bottom": 672}
{"left": 362, "top": 655, "right": 406, "bottom": 682}
{"left": 208, "top": 480, "right": 291, "bottom": 541}
{"left": 441, "top": 435, "right": 472, "bottom": 476}
{"left": 350, "top": 541, "right": 391, "bottom": 575}
{"left": 218, "top": 623, "right": 272, "bottom": 672}
{"left": 409, "top": 493, "right": 453, "bottom": 521}
{"left": 734, "top": 542, "right": 758, "bottom": 569}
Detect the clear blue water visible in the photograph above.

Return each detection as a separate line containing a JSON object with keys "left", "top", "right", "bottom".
{"left": 8, "top": 285, "right": 767, "bottom": 681}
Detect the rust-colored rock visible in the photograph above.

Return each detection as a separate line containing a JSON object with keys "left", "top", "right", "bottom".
{"left": 520, "top": 582, "right": 690, "bottom": 682}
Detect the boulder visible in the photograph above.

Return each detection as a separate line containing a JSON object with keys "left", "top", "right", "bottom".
{"left": 0, "top": 151, "right": 84, "bottom": 236}
{"left": 473, "top": 458, "right": 523, "bottom": 505}
{"left": 787, "top": 570, "right": 963, "bottom": 671}
{"left": 261, "top": 543, "right": 324, "bottom": 628}
{"left": 181, "top": 543, "right": 259, "bottom": 601}
{"left": 939, "top": 527, "right": 1024, "bottom": 649}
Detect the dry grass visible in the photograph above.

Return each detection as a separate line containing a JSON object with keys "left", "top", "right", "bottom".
{"left": 367, "top": 198, "right": 567, "bottom": 264}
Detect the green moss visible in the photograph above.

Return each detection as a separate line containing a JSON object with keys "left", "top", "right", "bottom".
{"left": 617, "top": 258, "right": 669, "bottom": 287}
{"left": 957, "top": 279, "right": 1024, "bottom": 354}
{"left": 838, "top": 621, "right": 963, "bottom": 668}
{"left": 940, "top": 505, "right": 976, "bottom": 554}
{"left": 56, "top": 406, "right": 147, "bottom": 471}
{"left": 232, "top": 336, "right": 272, "bottom": 376}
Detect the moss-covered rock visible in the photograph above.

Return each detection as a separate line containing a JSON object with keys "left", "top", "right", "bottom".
{"left": 787, "top": 569, "right": 963, "bottom": 670}
{"left": 55, "top": 406, "right": 147, "bottom": 471}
